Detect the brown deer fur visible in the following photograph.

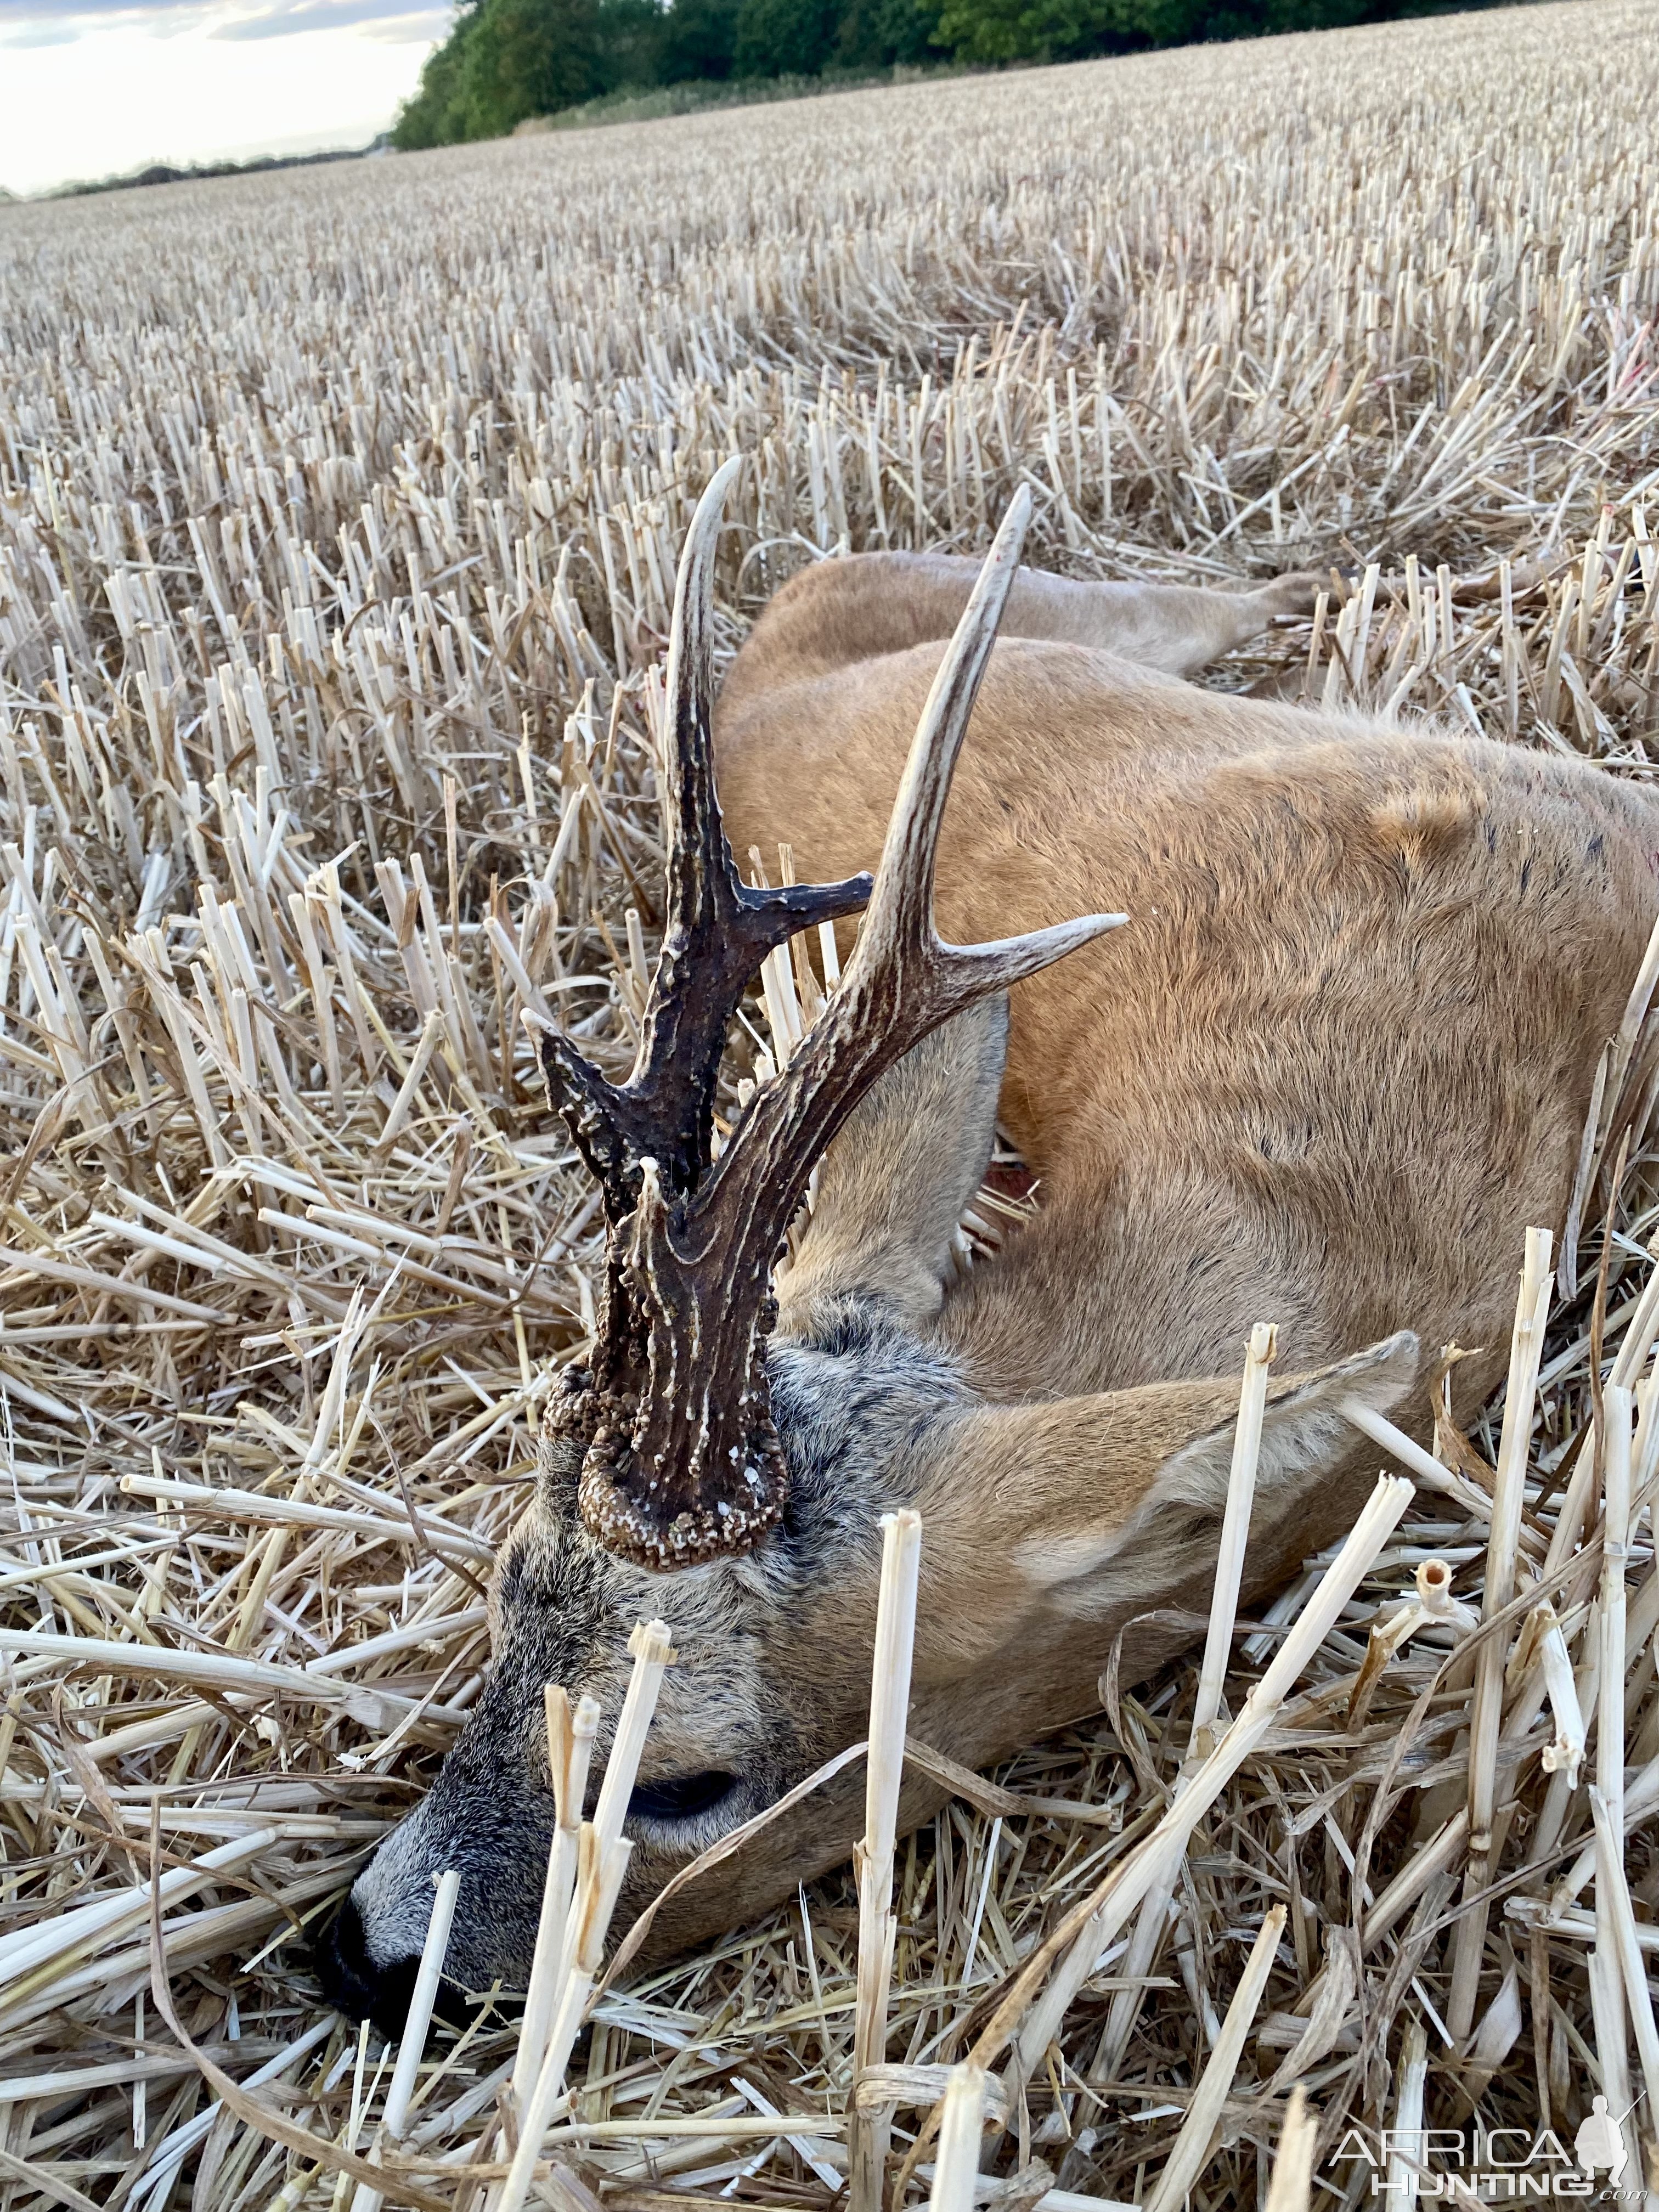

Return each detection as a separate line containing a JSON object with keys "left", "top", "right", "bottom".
{"left": 320, "top": 533, "right": 1657, "bottom": 2030}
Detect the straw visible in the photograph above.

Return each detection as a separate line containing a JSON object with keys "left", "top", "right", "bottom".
{"left": 1007, "top": 1474, "right": 1414, "bottom": 2096}
{"left": 1263, "top": 2083, "right": 1316, "bottom": 2212}
{"left": 1589, "top": 1387, "right": 1644, "bottom": 2190}
{"left": 1192, "top": 1323, "right": 1276, "bottom": 1753}
{"left": 926, "top": 2064, "right": 986, "bottom": 2212}
{"left": 1384, "top": 2022, "right": 1430, "bottom": 2212}
{"left": 489, "top": 1619, "right": 672, "bottom": 2212}
{"left": 349, "top": 1866, "right": 462, "bottom": 2212}
{"left": 6, "top": 33, "right": 1659, "bottom": 2196}
{"left": 849, "top": 1509, "right": 924, "bottom": 2212}
{"left": 1447, "top": 1225, "right": 1551, "bottom": 2043}
{"left": 511, "top": 1689, "right": 601, "bottom": 2108}
{"left": 591, "top": 1620, "right": 676, "bottom": 1866}
{"left": 1097, "top": 1324, "right": 1275, "bottom": 2081}
{"left": 489, "top": 1830, "right": 634, "bottom": 2212}
{"left": 1142, "top": 1905, "right": 1284, "bottom": 2212}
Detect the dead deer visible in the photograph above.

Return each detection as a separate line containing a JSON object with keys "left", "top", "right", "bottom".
{"left": 320, "top": 462, "right": 1658, "bottom": 2030}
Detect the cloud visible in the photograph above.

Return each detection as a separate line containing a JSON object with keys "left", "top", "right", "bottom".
{"left": 211, "top": 0, "right": 447, "bottom": 38}
{"left": 2, "top": 13, "right": 428, "bottom": 195}
{"left": 0, "top": 0, "right": 197, "bottom": 39}
{"left": 2, "top": 0, "right": 200, "bottom": 20}
{"left": 357, "top": 9, "right": 447, "bottom": 38}
{"left": 0, "top": 0, "right": 449, "bottom": 42}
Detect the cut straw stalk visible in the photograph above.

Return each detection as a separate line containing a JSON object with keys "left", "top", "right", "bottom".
{"left": 1543, "top": 1246, "right": 1659, "bottom": 1582}
{"left": 350, "top": 1866, "right": 461, "bottom": 2212}
{"left": 490, "top": 1827, "right": 633, "bottom": 2212}
{"left": 1263, "top": 2084, "right": 1317, "bottom": 2212}
{"left": 593, "top": 1621, "right": 676, "bottom": 1862}
{"left": 512, "top": 1688, "right": 601, "bottom": 2108}
{"left": 927, "top": 2064, "right": 986, "bottom": 2212}
{"left": 1338, "top": 1396, "right": 1517, "bottom": 1534}
{"left": 1347, "top": 1555, "right": 1475, "bottom": 1730}
{"left": 1534, "top": 1600, "right": 1588, "bottom": 1784}
{"left": 0, "top": 1829, "right": 275, "bottom": 1992}
{"left": 1589, "top": 1787, "right": 1659, "bottom": 2138}
{"left": 1596, "top": 1386, "right": 1632, "bottom": 1842}
{"left": 1550, "top": 1753, "right": 1659, "bottom": 1914}
{"left": 489, "top": 1620, "right": 672, "bottom": 2212}
{"left": 1099, "top": 1321, "right": 1276, "bottom": 2079}
{"left": 1587, "top": 1942, "right": 1641, "bottom": 2204}
{"left": 1143, "top": 1905, "right": 1284, "bottom": 2212}
{"left": 1447, "top": 1224, "right": 1551, "bottom": 2045}
{"left": 1385, "top": 2022, "right": 1429, "bottom": 2212}
{"left": 0, "top": 1628, "right": 467, "bottom": 1731}
{"left": 1010, "top": 1474, "right": 1413, "bottom": 2094}
{"left": 1192, "top": 1322, "right": 1276, "bottom": 1752}
{"left": 1589, "top": 1387, "right": 1645, "bottom": 2189}
{"left": 848, "top": 1509, "right": 924, "bottom": 2212}
{"left": 100, "top": 2018, "right": 339, "bottom": 2212}
{"left": 116, "top": 1472, "right": 494, "bottom": 1559}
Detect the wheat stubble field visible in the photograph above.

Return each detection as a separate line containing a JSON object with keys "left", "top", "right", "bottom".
{"left": 2, "top": 2, "right": 1659, "bottom": 2204}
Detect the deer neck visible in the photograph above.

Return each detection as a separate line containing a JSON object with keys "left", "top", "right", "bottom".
{"left": 768, "top": 1296, "right": 973, "bottom": 1539}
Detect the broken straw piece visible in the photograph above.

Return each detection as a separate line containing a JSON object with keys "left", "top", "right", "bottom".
{"left": 849, "top": 1509, "right": 924, "bottom": 2212}
{"left": 591, "top": 1619, "right": 676, "bottom": 1866}
{"left": 512, "top": 1689, "right": 601, "bottom": 2108}
{"left": 927, "top": 2064, "right": 986, "bottom": 2212}
{"left": 348, "top": 1865, "right": 461, "bottom": 2212}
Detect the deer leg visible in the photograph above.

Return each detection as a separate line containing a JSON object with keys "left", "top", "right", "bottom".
{"left": 1055, "top": 571, "right": 1329, "bottom": 678}
{"left": 726, "top": 552, "right": 1331, "bottom": 700}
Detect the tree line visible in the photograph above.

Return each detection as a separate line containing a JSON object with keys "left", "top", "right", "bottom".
{"left": 392, "top": 0, "right": 1500, "bottom": 149}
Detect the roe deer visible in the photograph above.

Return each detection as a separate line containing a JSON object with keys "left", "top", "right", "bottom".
{"left": 321, "top": 461, "right": 1657, "bottom": 2031}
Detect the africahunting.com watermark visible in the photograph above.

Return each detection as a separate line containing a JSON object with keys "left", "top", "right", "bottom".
{"left": 1332, "top": 2099, "right": 1639, "bottom": 2199}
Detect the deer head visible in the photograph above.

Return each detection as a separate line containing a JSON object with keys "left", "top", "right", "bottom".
{"left": 319, "top": 466, "right": 1418, "bottom": 2032}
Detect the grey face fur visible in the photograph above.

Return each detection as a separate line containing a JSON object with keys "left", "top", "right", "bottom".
{"left": 319, "top": 989, "right": 1012, "bottom": 2030}
{"left": 323, "top": 1302, "right": 976, "bottom": 2023}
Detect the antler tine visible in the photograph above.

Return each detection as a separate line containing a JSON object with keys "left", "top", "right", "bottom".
{"left": 679, "top": 486, "right": 1125, "bottom": 1271}
{"left": 534, "top": 458, "right": 871, "bottom": 1216}
{"left": 851, "top": 484, "right": 1036, "bottom": 975}
{"left": 843, "top": 483, "right": 1124, "bottom": 1007}
{"left": 566, "top": 492, "right": 1124, "bottom": 1570}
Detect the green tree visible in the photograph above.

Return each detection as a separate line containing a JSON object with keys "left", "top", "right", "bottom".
{"left": 834, "top": 0, "right": 943, "bottom": 67}
{"left": 393, "top": 0, "right": 629, "bottom": 145}
{"left": 732, "top": 0, "right": 842, "bottom": 75}
{"left": 930, "top": 0, "right": 1409, "bottom": 55}
{"left": 933, "top": 0, "right": 1116, "bottom": 62}
{"left": 459, "top": 0, "right": 603, "bottom": 133}
{"left": 660, "top": 0, "right": 741, "bottom": 79}
{"left": 594, "top": 0, "right": 672, "bottom": 89}
{"left": 392, "top": 9, "right": 481, "bottom": 148}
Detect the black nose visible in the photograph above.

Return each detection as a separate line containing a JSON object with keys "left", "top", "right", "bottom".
{"left": 314, "top": 1892, "right": 422, "bottom": 2041}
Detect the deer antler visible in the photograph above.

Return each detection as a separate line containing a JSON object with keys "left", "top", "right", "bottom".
{"left": 532, "top": 455, "right": 871, "bottom": 1217}
{"left": 535, "top": 470, "right": 1125, "bottom": 1568}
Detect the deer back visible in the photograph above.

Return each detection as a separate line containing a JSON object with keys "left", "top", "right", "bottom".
{"left": 715, "top": 617, "right": 1659, "bottom": 1412}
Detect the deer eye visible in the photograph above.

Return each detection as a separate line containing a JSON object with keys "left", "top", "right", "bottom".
{"left": 628, "top": 1770, "right": 737, "bottom": 1822}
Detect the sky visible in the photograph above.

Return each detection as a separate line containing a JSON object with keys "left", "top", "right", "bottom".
{"left": 0, "top": 0, "right": 449, "bottom": 198}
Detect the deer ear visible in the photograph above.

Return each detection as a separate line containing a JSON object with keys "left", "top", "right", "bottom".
{"left": 778, "top": 995, "right": 1008, "bottom": 1333}
{"left": 1133, "top": 1329, "right": 1420, "bottom": 1537}
{"left": 910, "top": 1331, "right": 1420, "bottom": 1673}
{"left": 1026, "top": 1328, "right": 1421, "bottom": 1617}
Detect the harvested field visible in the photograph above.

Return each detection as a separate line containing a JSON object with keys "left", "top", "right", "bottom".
{"left": 1, "top": 0, "right": 1658, "bottom": 2203}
